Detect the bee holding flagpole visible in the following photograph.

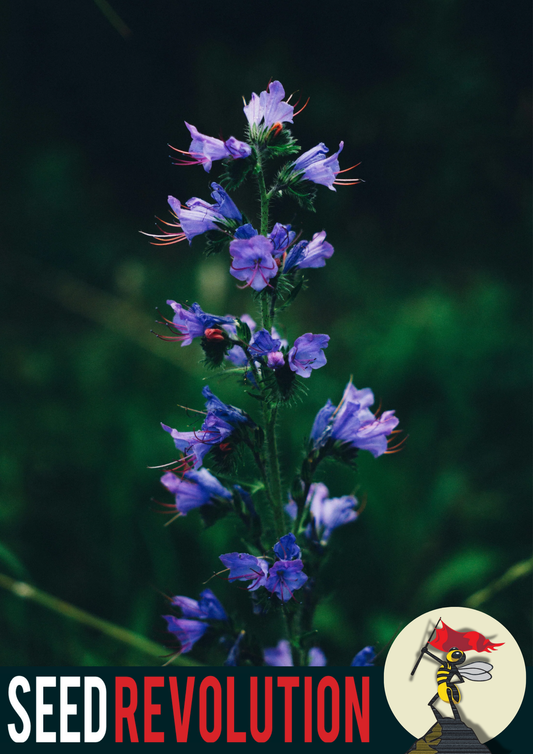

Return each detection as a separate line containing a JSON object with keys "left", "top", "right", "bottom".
{"left": 411, "top": 618, "right": 503, "bottom": 719}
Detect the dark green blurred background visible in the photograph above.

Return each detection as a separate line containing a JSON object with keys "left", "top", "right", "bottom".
{"left": 1, "top": 0, "right": 531, "bottom": 666}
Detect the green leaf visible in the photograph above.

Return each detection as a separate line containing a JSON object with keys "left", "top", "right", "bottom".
{"left": 275, "top": 277, "right": 305, "bottom": 313}
{"left": 204, "top": 231, "right": 231, "bottom": 257}
{"left": 264, "top": 127, "right": 301, "bottom": 159}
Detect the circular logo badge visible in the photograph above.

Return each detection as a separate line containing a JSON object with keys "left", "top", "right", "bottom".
{"left": 384, "top": 606, "right": 526, "bottom": 745}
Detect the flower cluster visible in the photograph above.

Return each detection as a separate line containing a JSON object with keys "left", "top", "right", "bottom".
{"left": 220, "top": 533, "right": 308, "bottom": 603}
{"left": 145, "top": 81, "right": 400, "bottom": 667}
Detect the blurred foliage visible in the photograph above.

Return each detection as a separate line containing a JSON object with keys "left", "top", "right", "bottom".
{"left": 0, "top": 0, "right": 530, "bottom": 666}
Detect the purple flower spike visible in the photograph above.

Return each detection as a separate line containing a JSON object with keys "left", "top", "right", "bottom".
{"left": 219, "top": 552, "right": 269, "bottom": 591}
{"left": 291, "top": 142, "right": 345, "bottom": 191}
{"left": 311, "top": 382, "right": 399, "bottom": 458}
{"left": 243, "top": 81, "right": 294, "bottom": 130}
{"left": 161, "top": 467, "right": 231, "bottom": 514}
{"left": 288, "top": 333, "right": 330, "bottom": 378}
{"left": 229, "top": 236, "right": 278, "bottom": 291}
{"left": 163, "top": 616, "right": 209, "bottom": 654}
{"left": 175, "top": 122, "right": 251, "bottom": 173}
{"left": 265, "top": 559, "right": 308, "bottom": 602}
{"left": 164, "top": 301, "right": 235, "bottom": 347}
{"left": 273, "top": 532, "right": 301, "bottom": 560}
{"left": 284, "top": 231, "right": 334, "bottom": 271}
{"left": 351, "top": 646, "right": 376, "bottom": 666}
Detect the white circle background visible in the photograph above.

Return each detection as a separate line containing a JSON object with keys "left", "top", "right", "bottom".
{"left": 383, "top": 606, "right": 526, "bottom": 743}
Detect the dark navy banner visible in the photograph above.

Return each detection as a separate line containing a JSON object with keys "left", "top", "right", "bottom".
{"left": 0, "top": 668, "right": 528, "bottom": 749}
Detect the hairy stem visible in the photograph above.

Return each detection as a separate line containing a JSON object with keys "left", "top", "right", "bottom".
{"left": 253, "top": 153, "right": 284, "bottom": 541}
{"left": 256, "top": 150, "right": 270, "bottom": 236}
{"left": 262, "top": 402, "right": 285, "bottom": 541}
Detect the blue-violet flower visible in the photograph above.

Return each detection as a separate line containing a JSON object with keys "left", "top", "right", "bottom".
{"left": 170, "top": 588, "right": 227, "bottom": 621}
{"left": 351, "top": 646, "right": 376, "bottom": 666}
{"left": 243, "top": 81, "right": 294, "bottom": 131}
{"left": 310, "top": 382, "right": 399, "bottom": 458}
{"left": 160, "top": 467, "right": 232, "bottom": 514}
{"left": 164, "top": 301, "right": 235, "bottom": 346}
{"left": 286, "top": 482, "right": 359, "bottom": 545}
{"left": 202, "top": 385, "right": 253, "bottom": 426}
{"left": 265, "top": 559, "right": 308, "bottom": 602}
{"left": 284, "top": 231, "right": 334, "bottom": 271}
{"left": 162, "top": 616, "right": 209, "bottom": 654}
{"left": 229, "top": 236, "right": 278, "bottom": 291}
{"left": 162, "top": 413, "right": 233, "bottom": 469}
{"left": 219, "top": 552, "right": 269, "bottom": 591}
{"left": 288, "top": 333, "right": 330, "bottom": 378}
{"left": 177, "top": 122, "right": 251, "bottom": 173}
{"left": 291, "top": 142, "right": 344, "bottom": 191}
{"left": 269, "top": 223, "right": 296, "bottom": 255}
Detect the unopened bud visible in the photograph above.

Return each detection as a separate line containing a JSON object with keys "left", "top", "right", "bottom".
{"left": 204, "top": 328, "right": 226, "bottom": 341}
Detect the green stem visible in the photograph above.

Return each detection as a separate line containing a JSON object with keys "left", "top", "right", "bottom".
{"left": 282, "top": 607, "right": 304, "bottom": 667}
{"left": 262, "top": 402, "right": 285, "bottom": 540}
{"left": 464, "top": 557, "right": 532, "bottom": 609}
{"left": 0, "top": 572, "right": 201, "bottom": 666}
{"left": 253, "top": 151, "right": 284, "bottom": 541}
{"left": 292, "top": 453, "right": 322, "bottom": 535}
{"left": 255, "top": 149, "right": 270, "bottom": 236}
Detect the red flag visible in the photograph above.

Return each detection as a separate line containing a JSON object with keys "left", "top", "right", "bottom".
{"left": 429, "top": 621, "right": 504, "bottom": 653}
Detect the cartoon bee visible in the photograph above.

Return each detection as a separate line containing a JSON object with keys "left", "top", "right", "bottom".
{"left": 420, "top": 645, "right": 493, "bottom": 708}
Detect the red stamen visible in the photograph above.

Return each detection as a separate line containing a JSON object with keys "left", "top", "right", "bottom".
{"left": 385, "top": 435, "right": 408, "bottom": 453}
{"left": 167, "top": 144, "right": 207, "bottom": 167}
{"left": 293, "top": 96, "right": 310, "bottom": 117}
{"left": 336, "top": 162, "right": 361, "bottom": 174}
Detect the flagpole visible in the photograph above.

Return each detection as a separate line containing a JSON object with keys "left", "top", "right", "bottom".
{"left": 411, "top": 616, "right": 441, "bottom": 676}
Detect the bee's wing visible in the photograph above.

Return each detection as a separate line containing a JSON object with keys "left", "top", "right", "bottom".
{"left": 460, "top": 661, "right": 493, "bottom": 681}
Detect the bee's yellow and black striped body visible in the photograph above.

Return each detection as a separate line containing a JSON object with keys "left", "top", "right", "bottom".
{"left": 436, "top": 649, "right": 466, "bottom": 704}
{"left": 437, "top": 661, "right": 461, "bottom": 703}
